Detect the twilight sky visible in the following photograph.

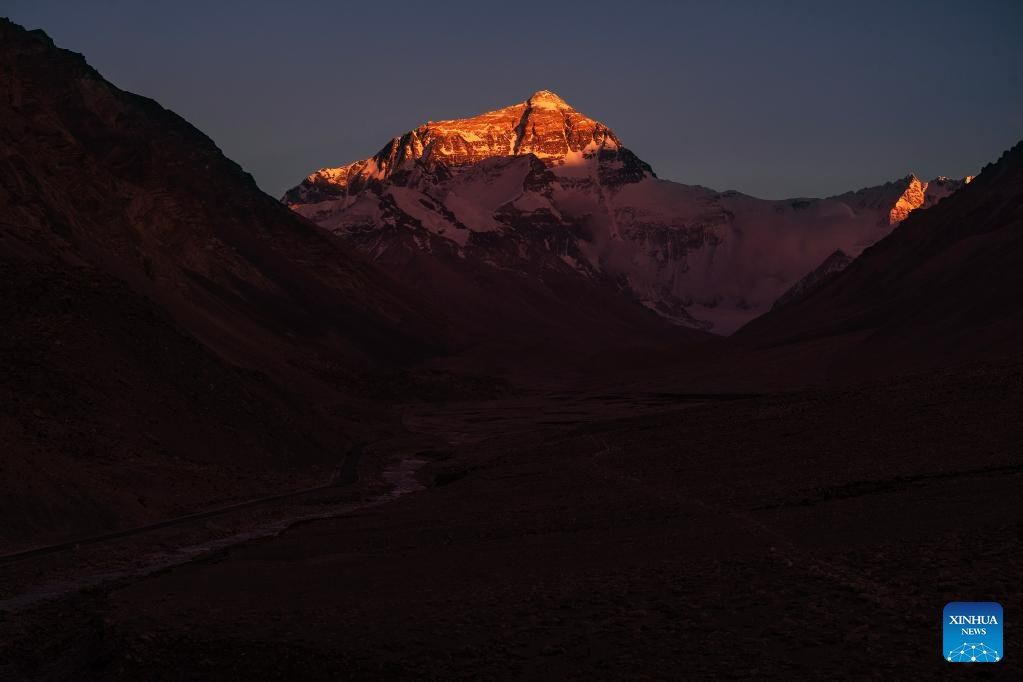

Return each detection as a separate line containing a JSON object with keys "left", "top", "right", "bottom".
{"left": 6, "top": 0, "right": 1023, "bottom": 199}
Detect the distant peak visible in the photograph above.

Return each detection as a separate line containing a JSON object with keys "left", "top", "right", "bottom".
{"left": 527, "top": 89, "right": 570, "bottom": 109}
{"left": 889, "top": 175, "right": 928, "bottom": 224}
{"left": 931, "top": 174, "right": 974, "bottom": 185}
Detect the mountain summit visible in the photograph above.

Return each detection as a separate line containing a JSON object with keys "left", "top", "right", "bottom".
{"left": 283, "top": 93, "right": 972, "bottom": 333}
{"left": 283, "top": 90, "right": 651, "bottom": 205}
{"left": 887, "top": 173, "right": 972, "bottom": 224}
{"left": 525, "top": 89, "right": 570, "bottom": 107}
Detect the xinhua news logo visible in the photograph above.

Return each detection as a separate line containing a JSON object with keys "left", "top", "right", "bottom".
{"left": 944, "top": 602, "right": 1002, "bottom": 663}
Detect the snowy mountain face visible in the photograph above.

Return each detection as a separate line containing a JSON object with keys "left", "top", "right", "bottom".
{"left": 283, "top": 91, "right": 971, "bottom": 334}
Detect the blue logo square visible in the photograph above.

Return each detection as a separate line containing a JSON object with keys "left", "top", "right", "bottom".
{"left": 944, "top": 602, "right": 1002, "bottom": 662}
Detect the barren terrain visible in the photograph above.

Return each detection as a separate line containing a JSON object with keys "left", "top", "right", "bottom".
{"left": 2, "top": 360, "right": 1020, "bottom": 679}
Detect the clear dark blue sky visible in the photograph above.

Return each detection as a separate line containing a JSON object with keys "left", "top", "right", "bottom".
{"left": 6, "top": 0, "right": 1023, "bottom": 199}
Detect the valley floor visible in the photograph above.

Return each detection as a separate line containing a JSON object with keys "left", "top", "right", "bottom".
{"left": 2, "top": 361, "right": 1021, "bottom": 680}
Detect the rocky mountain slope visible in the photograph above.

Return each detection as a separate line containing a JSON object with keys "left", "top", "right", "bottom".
{"left": 738, "top": 140, "right": 1023, "bottom": 376}
{"left": 284, "top": 91, "right": 970, "bottom": 333}
{"left": 772, "top": 249, "right": 853, "bottom": 310}
{"left": 0, "top": 19, "right": 444, "bottom": 550}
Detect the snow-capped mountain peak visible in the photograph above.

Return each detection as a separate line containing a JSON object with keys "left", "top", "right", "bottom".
{"left": 282, "top": 90, "right": 650, "bottom": 205}
{"left": 282, "top": 94, "right": 973, "bottom": 335}
{"left": 526, "top": 89, "right": 571, "bottom": 109}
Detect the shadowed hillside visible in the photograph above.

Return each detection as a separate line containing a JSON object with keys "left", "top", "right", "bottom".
{"left": 0, "top": 19, "right": 444, "bottom": 550}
